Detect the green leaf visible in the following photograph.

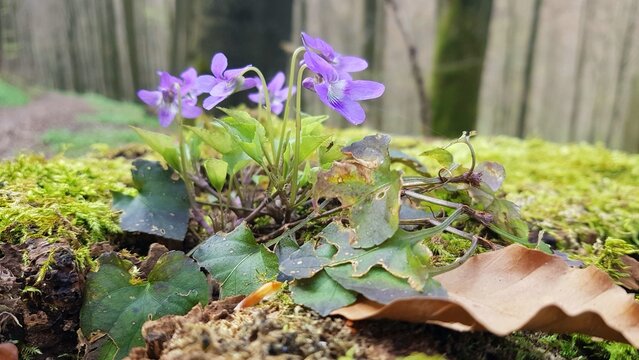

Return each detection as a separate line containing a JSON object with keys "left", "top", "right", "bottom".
{"left": 280, "top": 241, "right": 334, "bottom": 279}
{"left": 390, "top": 149, "right": 430, "bottom": 176}
{"left": 319, "top": 212, "right": 462, "bottom": 291}
{"left": 325, "top": 265, "right": 446, "bottom": 304}
{"left": 319, "top": 141, "right": 344, "bottom": 168}
{"left": 191, "top": 223, "right": 279, "bottom": 297}
{"left": 314, "top": 134, "right": 401, "bottom": 248}
{"left": 132, "top": 127, "right": 181, "bottom": 171}
{"left": 299, "top": 135, "right": 331, "bottom": 162}
{"left": 218, "top": 108, "right": 267, "bottom": 165}
{"left": 203, "top": 159, "right": 228, "bottom": 192}
{"left": 291, "top": 270, "right": 357, "bottom": 316}
{"left": 80, "top": 251, "right": 209, "bottom": 360}
{"left": 487, "top": 198, "right": 529, "bottom": 240}
{"left": 421, "top": 148, "right": 453, "bottom": 169}
{"left": 187, "top": 124, "right": 235, "bottom": 154}
{"left": 188, "top": 125, "right": 251, "bottom": 175}
{"left": 112, "top": 159, "right": 189, "bottom": 242}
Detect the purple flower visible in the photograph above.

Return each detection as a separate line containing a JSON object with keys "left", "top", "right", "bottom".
{"left": 137, "top": 68, "right": 202, "bottom": 127}
{"left": 248, "top": 72, "right": 295, "bottom": 115}
{"left": 301, "top": 32, "right": 368, "bottom": 79}
{"left": 197, "top": 53, "right": 256, "bottom": 110}
{"left": 302, "top": 40, "right": 384, "bottom": 125}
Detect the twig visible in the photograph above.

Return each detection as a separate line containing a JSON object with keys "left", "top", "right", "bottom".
{"left": 243, "top": 197, "right": 270, "bottom": 224}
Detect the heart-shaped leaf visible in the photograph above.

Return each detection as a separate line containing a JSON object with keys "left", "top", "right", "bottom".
{"left": 314, "top": 134, "right": 401, "bottom": 248}
{"left": 192, "top": 223, "right": 279, "bottom": 297}
{"left": 80, "top": 251, "right": 209, "bottom": 360}
{"left": 112, "top": 159, "right": 190, "bottom": 242}
{"left": 291, "top": 270, "right": 357, "bottom": 316}
{"left": 420, "top": 148, "right": 453, "bottom": 169}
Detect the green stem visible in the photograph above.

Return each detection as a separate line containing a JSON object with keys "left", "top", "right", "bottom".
{"left": 243, "top": 66, "right": 275, "bottom": 168}
{"left": 289, "top": 64, "right": 308, "bottom": 205}
{"left": 276, "top": 47, "right": 306, "bottom": 166}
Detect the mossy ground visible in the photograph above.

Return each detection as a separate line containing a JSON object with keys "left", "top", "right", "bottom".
{"left": 1, "top": 120, "right": 639, "bottom": 358}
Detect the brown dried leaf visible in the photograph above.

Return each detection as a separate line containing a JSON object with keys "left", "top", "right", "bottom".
{"left": 333, "top": 245, "right": 639, "bottom": 347}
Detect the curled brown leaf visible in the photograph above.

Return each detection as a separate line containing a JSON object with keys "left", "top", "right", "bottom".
{"left": 333, "top": 245, "right": 639, "bottom": 347}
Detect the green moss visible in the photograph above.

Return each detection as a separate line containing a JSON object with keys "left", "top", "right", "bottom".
{"left": 0, "top": 154, "right": 131, "bottom": 245}
{"left": 574, "top": 238, "right": 637, "bottom": 282}
{"left": 538, "top": 334, "right": 639, "bottom": 360}
{"left": 428, "top": 232, "right": 487, "bottom": 267}
{"left": 42, "top": 128, "right": 142, "bottom": 156}
{"left": 389, "top": 136, "right": 639, "bottom": 248}
{"left": 0, "top": 78, "right": 29, "bottom": 106}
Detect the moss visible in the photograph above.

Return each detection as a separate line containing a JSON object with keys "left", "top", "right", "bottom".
{"left": 428, "top": 232, "right": 487, "bottom": 267}
{"left": 574, "top": 238, "right": 637, "bottom": 282}
{"left": 0, "top": 78, "right": 29, "bottom": 106}
{"left": 388, "top": 136, "right": 639, "bottom": 248}
{"left": 0, "top": 153, "right": 131, "bottom": 246}
{"left": 538, "top": 334, "right": 639, "bottom": 360}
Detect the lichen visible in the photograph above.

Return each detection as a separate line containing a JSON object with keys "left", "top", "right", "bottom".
{"left": 0, "top": 153, "right": 131, "bottom": 246}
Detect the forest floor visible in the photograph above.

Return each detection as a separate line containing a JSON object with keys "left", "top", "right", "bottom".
{"left": 0, "top": 92, "right": 94, "bottom": 158}
{"left": 2, "top": 80, "right": 639, "bottom": 359}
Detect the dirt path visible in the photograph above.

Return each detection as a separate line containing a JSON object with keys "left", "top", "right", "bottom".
{"left": 0, "top": 93, "right": 94, "bottom": 159}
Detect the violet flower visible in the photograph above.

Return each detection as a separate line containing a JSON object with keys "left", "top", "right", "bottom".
{"left": 137, "top": 68, "right": 202, "bottom": 127}
{"left": 301, "top": 32, "right": 368, "bottom": 79}
{"left": 197, "top": 53, "right": 257, "bottom": 110}
{"left": 302, "top": 42, "right": 384, "bottom": 125}
{"left": 248, "top": 72, "right": 296, "bottom": 115}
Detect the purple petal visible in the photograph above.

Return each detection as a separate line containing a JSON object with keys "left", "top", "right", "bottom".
{"left": 238, "top": 76, "right": 258, "bottom": 91}
{"left": 197, "top": 75, "right": 217, "bottom": 93}
{"left": 336, "top": 55, "right": 368, "bottom": 73}
{"left": 301, "top": 32, "right": 336, "bottom": 60}
{"left": 180, "top": 67, "right": 198, "bottom": 92}
{"left": 158, "top": 106, "right": 177, "bottom": 127}
{"left": 137, "top": 90, "right": 162, "bottom": 106}
{"left": 248, "top": 92, "right": 263, "bottom": 105}
{"left": 209, "top": 81, "right": 235, "bottom": 97}
{"left": 202, "top": 95, "right": 225, "bottom": 110}
{"left": 181, "top": 103, "right": 202, "bottom": 118}
{"left": 304, "top": 52, "right": 338, "bottom": 82}
{"left": 274, "top": 86, "right": 293, "bottom": 101}
{"left": 346, "top": 80, "right": 385, "bottom": 101}
{"left": 315, "top": 82, "right": 365, "bottom": 125}
{"left": 302, "top": 78, "right": 316, "bottom": 91}
{"left": 224, "top": 65, "right": 251, "bottom": 80}
{"left": 210, "top": 53, "right": 228, "bottom": 78}
{"left": 271, "top": 101, "right": 284, "bottom": 115}
{"left": 267, "top": 72, "right": 285, "bottom": 93}
{"left": 159, "top": 72, "right": 180, "bottom": 90}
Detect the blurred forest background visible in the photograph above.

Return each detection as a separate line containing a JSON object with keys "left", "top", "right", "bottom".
{"left": 1, "top": 0, "right": 638, "bottom": 152}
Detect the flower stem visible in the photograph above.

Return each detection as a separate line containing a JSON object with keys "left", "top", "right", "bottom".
{"left": 176, "top": 91, "right": 214, "bottom": 234}
{"left": 244, "top": 67, "right": 276, "bottom": 168}
{"left": 276, "top": 47, "right": 306, "bottom": 167}
{"left": 289, "top": 64, "right": 308, "bottom": 205}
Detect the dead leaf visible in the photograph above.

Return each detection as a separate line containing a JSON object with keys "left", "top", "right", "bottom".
{"left": 619, "top": 255, "right": 639, "bottom": 291}
{"left": 333, "top": 245, "right": 639, "bottom": 347}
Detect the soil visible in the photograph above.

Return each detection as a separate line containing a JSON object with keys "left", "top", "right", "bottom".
{"left": 0, "top": 92, "right": 93, "bottom": 158}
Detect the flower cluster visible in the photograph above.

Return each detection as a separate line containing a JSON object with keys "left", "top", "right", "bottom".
{"left": 301, "top": 32, "right": 384, "bottom": 125}
{"left": 137, "top": 68, "right": 202, "bottom": 127}
{"left": 138, "top": 32, "right": 384, "bottom": 126}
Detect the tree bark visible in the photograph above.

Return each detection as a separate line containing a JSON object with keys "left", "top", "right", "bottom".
{"left": 431, "top": 0, "right": 493, "bottom": 137}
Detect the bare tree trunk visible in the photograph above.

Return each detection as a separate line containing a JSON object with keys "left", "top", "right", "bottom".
{"left": 122, "top": 0, "right": 140, "bottom": 92}
{"left": 431, "top": 0, "right": 493, "bottom": 137}
{"left": 516, "top": 0, "right": 542, "bottom": 138}
{"left": 606, "top": 0, "right": 638, "bottom": 145}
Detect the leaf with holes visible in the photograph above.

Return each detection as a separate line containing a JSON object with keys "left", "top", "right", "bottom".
{"left": 80, "top": 251, "right": 209, "bottom": 360}
{"left": 192, "top": 222, "right": 279, "bottom": 297}
{"left": 112, "top": 159, "right": 190, "bottom": 242}
{"left": 313, "top": 134, "right": 401, "bottom": 248}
